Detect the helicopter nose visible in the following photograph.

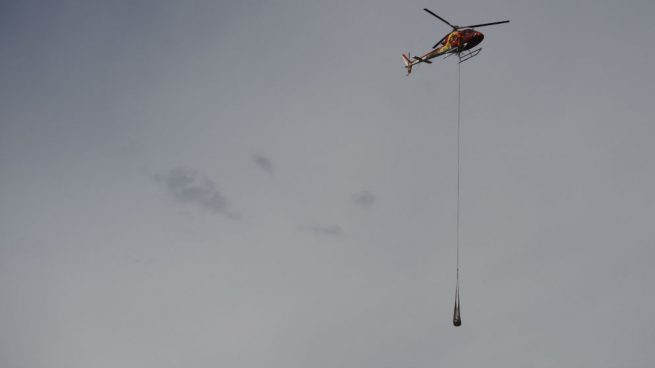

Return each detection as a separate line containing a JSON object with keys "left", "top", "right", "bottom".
{"left": 474, "top": 32, "right": 484, "bottom": 42}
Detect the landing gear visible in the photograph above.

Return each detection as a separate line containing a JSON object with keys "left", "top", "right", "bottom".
{"left": 458, "top": 48, "right": 482, "bottom": 63}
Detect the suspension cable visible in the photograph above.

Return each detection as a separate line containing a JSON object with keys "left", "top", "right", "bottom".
{"left": 453, "top": 59, "right": 462, "bottom": 327}
{"left": 457, "top": 57, "right": 461, "bottom": 283}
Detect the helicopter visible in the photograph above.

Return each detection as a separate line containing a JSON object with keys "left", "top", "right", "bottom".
{"left": 402, "top": 8, "right": 509, "bottom": 74}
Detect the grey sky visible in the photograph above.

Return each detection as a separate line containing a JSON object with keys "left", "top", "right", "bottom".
{"left": 2, "top": 0, "right": 655, "bottom": 367}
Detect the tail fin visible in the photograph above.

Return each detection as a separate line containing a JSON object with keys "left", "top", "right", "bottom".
{"left": 402, "top": 53, "right": 413, "bottom": 75}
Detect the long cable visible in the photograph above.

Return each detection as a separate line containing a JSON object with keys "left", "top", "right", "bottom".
{"left": 453, "top": 59, "right": 462, "bottom": 327}
{"left": 457, "top": 58, "right": 461, "bottom": 285}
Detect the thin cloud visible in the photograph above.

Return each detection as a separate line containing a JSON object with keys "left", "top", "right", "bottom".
{"left": 253, "top": 153, "right": 273, "bottom": 174}
{"left": 154, "top": 167, "right": 237, "bottom": 218}
{"left": 351, "top": 190, "right": 376, "bottom": 208}
{"left": 300, "top": 224, "right": 343, "bottom": 237}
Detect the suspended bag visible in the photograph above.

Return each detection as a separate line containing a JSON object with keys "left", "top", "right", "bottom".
{"left": 453, "top": 283, "right": 461, "bottom": 326}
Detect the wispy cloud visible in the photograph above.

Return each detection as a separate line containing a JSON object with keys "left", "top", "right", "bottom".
{"left": 154, "top": 167, "right": 237, "bottom": 218}
{"left": 351, "top": 190, "right": 376, "bottom": 208}
{"left": 253, "top": 153, "right": 273, "bottom": 174}
{"left": 300, "top": 224, "right": 343, "bottom": 237}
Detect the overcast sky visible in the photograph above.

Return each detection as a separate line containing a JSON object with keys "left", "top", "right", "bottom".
{"left": 2, "top": 1, "right": 655, "bottom": 367}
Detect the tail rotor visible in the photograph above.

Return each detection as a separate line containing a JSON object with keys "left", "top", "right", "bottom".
{"left": 402, "top": 53, "right": 413, "bottom": 75}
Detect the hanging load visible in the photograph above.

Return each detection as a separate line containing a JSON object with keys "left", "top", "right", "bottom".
{"left": 453, "top": 282, "right": 461, "bottom": 326}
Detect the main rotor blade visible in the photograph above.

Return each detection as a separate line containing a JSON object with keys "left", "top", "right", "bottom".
{"left": 432, "top": 34, "right": 448, "bottom": 49}
{"left": 423, "top": 8, "right": 456, "bottom": 29}
{"left": 461, "top": 20, "right": 510, "bottom": 28}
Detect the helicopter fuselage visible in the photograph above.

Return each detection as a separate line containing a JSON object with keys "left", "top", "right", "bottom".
{"left": 435, "top": 29, "right": 484, "bottom": 54}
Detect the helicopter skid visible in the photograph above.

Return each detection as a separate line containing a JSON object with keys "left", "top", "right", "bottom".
{"left": 458, "top": 48, "right": 482, "bottom": 63}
